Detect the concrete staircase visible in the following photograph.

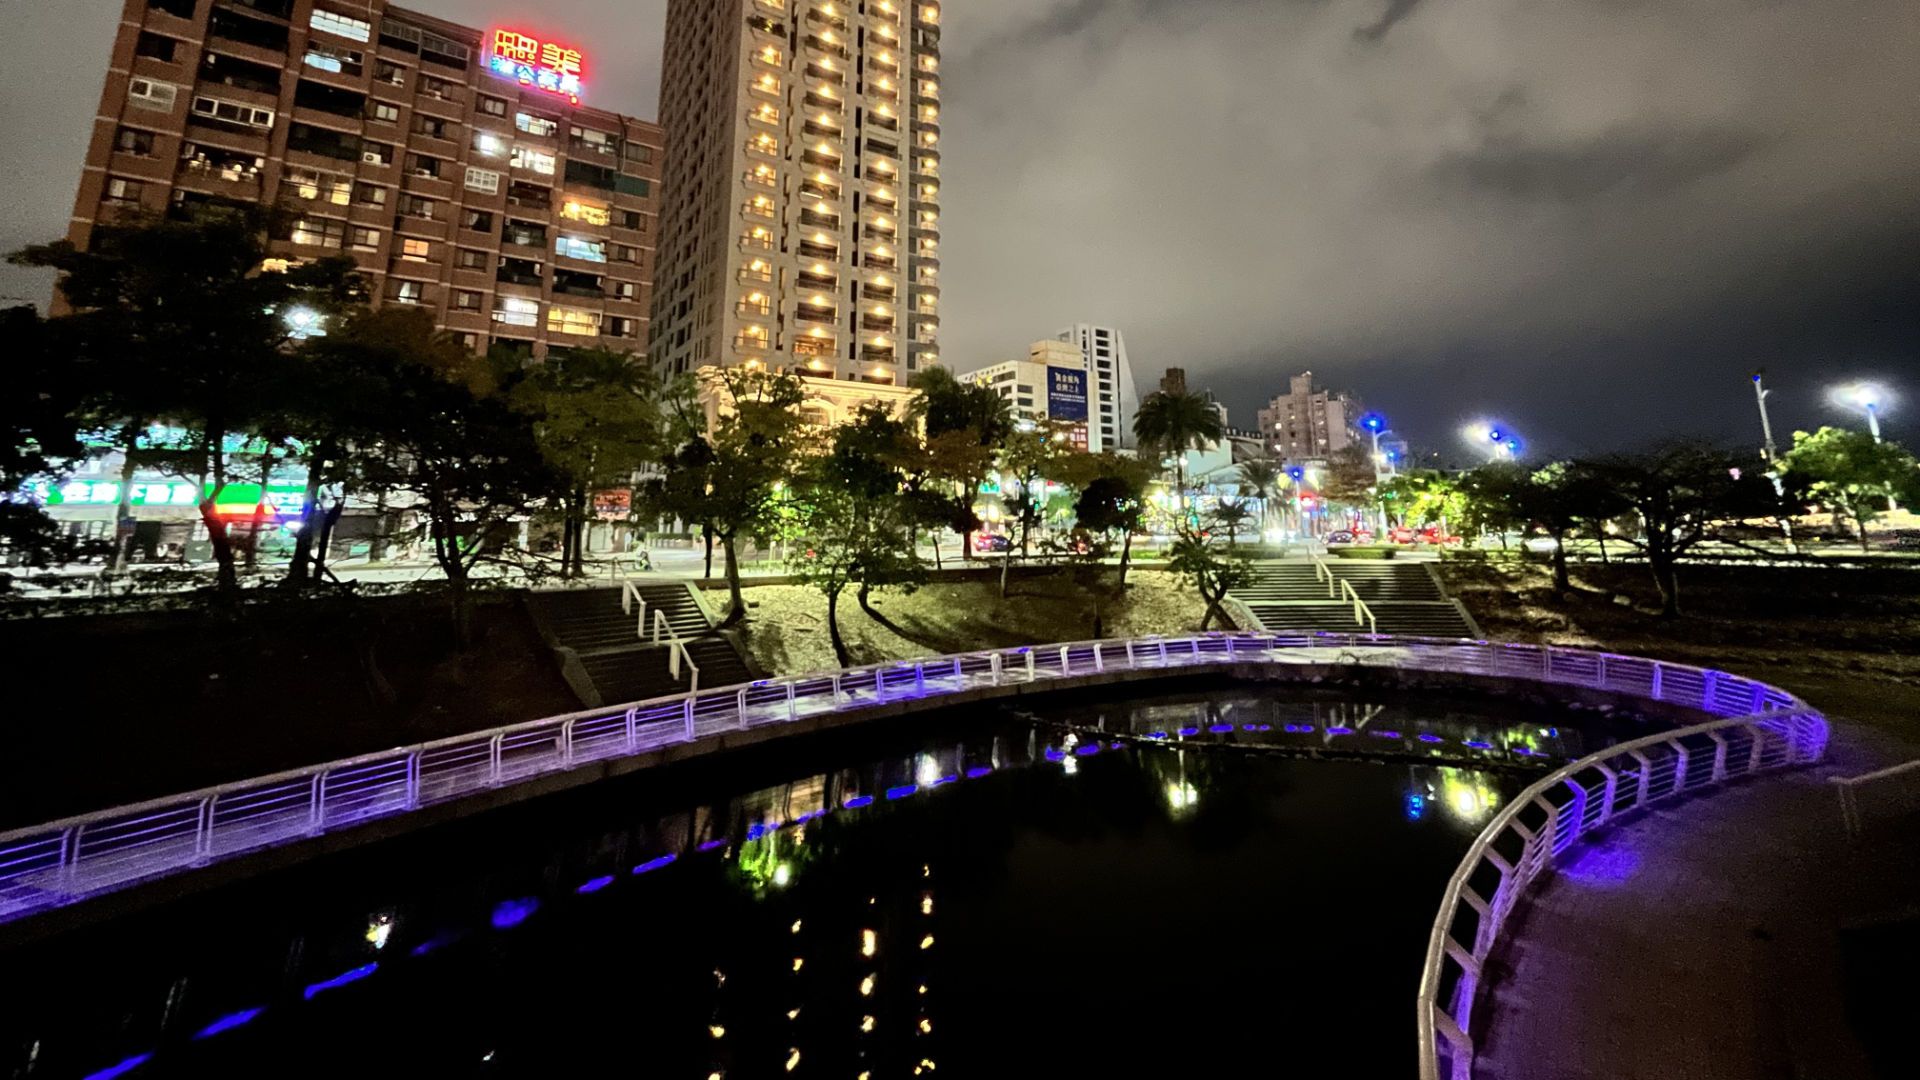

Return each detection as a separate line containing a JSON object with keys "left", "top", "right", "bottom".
{"left": 1230, "top": 561, "right": 1478, "bottom": 638}
{"left": 527, "top": 583, "right": 756, "bottom": 707}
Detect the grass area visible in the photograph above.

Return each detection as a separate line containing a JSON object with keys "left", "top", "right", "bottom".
{"left": 738, "top": 569, "right": 1208, "bottom": 676}
{"left": 1438, "top": 559, "right": 1920, "bottom": 751}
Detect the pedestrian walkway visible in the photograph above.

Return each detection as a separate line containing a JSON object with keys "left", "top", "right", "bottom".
{"left": 1472, "top": 725, "right": 1918, "bottom": 1080}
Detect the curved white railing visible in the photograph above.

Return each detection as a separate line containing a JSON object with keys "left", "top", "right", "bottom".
{"left": 0, "top": 632, "right": 1815, "bottom": 929}
{"left": 1415, "top": 706, "right": 1829, "bottom": 1080}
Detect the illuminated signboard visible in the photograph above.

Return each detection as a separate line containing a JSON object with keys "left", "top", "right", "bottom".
{"left": 488, "top": 29, "right": 585, "bottom": 104}
{"left": 1046, "top": 367, "right": 1089, "bottom": 423}
{"left": 30, "top": 480, "right": 307, "bottom": 517}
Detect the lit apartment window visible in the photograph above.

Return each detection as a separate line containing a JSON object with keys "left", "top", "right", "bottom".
{"left": 555, "top": 236, "right": 607, "bottom": 262}
{"left": 455, "top": 248, "right": 487, "bottom": 270}
{"left": 611, "top": 281, "right": 637, "bottom": 300}
{"left": 398, "top": 194, "right": 436, "bottom": 219}
{"left": 310, "top": 8, "right": 373, "bottom": 43}
{"left": 478, "top": 95, "right": 507, "bottom": 117}
{"left": 104, "top": 178, "right": 145, "bottom": 206}
{"left": 492, "top": 296, "right": 539, "bottom": 327}
{"left": 349, "top": 227, "right": 380, "bottom": 252}
{"left": 287, "top": 168, "right": 352, "bottom": 205}
{"left": 291, "top": 217, "right": 346, "bottom": 249}
{"left": 353, "top": 182, "right": 387, "bottom": 207}
{"left": 547, "top": 306, "right": 601, "bottom": 337}
{"left": 399, "top": 238, "right": 432, "bottom": 261}
{"left": 190, "top": 97, "right": 273, "bottom": 129}
{"left": 453, "top": 290, "right": 482, "bottom": 311}
{"left": 390, "top": 280, "right": 424, "bottom": 304}
{"left": 369, "top": 101, "right": 400, "bottom": 123}
{"left": 511, "top": 145, "right": 556, "bottom": 175}
{"left": 515, "top": 112, "right": 558, "bottom": 137}
{"left": 559, "top": 200, "right": 610, "bottom": 226}
{"left": 471, "top": 131, "right": 506, "bottom": 158}
{"left": 114, "top": 127, "right": 155, "bottom": 155}
{"left": 464, "top": 167, "right": 500, "bottom": 194}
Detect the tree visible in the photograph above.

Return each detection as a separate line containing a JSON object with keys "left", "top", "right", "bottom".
{"left": 1382, "top": 470, "right": 1466, "bottom": 534}
{"left": 1165, "top": 526, "right": 1255, "bottom": 631}
{"left": 785, "top": 405, "right": 919, "bottom": 666}
{"left": 1457, "top": 463, "right": 1533, "bottom": 548}
{"left": 505, "top": 346, "right": 661, "bottom": 578}
{"left": 644, "top": 368, "right": 808, "bottom": 625}
{"left": 1576, "top": 442, "right": 1779, "bottom": 618}
{"left": 1210, "top": 498, "right": 1254, "bottom": 546}
{"left": 1526, "top": 462, "right": 1628, "bottom": 592}
{"left": 1235, "top": 455, "right": 1284, "bottom": 538}
{"left": 12, "top": 205, "right": 363, "bottom": 592}
{"left": 909, "top": 366, "right": 1013, "bottom": 558}
{"left": 1132, "top": 390, "right": 1224, "bottom": 509}
{"left": 994, "top": 422, "right": 1076, "bottom": 597}
{"left": 1319, "top": 445, "right": 1381, "bottom": 526}
{"left": 1780, "top": 427, "right": 1919, "bottom": 553}
{"left": 1061, "top": 452, "right": 1158, "bottom": 585}
{"left": 0, "top": 306, "right": 86, "bottom": 564}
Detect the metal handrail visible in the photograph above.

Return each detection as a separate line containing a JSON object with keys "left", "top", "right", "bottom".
{"left": 1415, "top": 709, "right": 1829, "bottom": 1080}
{"left": 620, "top": 580, "right": 646, "bottom": 641}
{"left": 1831, "top": 757, "right": 1920, "bottom": 835}
{"left": 1339, "top": 578, "right": 1377, "bottom": 634}
{"left": 0, "top": 634, "right": 1815, "bottom": 929}
{"left": 1311, "top": 553, "right": 1335, "bottom": 596}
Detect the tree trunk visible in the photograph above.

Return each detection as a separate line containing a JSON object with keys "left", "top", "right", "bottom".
{"left": 825, "top": 583, "right": 851, "bottom": 667}
{"left": 108, "top": 421, "right": 145, "bottom": 574}
{"left": 1651, "top": 554, "right": 1681, "bottom": 619}
{"left": 571, "top": 486, "right": 590, "bottom": 576}
{"left": 285, "top": 437, "right": 333, "bottom": 586}
{"left": 200, "top": 422, "right": 239, "bottom": 596}
{"left": 719, "top": 531, "right": 746, "bottom": 627}
{"left": 999, "top": 534, "right": 1013, "bottom": 598}
{"left": 1119, "top": 529, "right": 1134, "bottom": 588}
{"left": 1551, "top": 531, "right": 1570, "bottom": 593}
{"left": 1857, "top": 512, "right": 1872, "bottom": 554}
{"left": 856, "top": 579, "right": 912, "bottom": 636}
{"left": 702, "top": 524, "right": 714, "bottom": 579}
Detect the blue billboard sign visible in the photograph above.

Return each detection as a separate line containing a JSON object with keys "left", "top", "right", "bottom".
{"left": 1047, "top": 366, "right": 1089, "bottom": 422}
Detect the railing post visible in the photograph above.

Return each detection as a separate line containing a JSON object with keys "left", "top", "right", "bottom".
{"left": 1125, "top": 640, "right": 1136, "bottom": 667}
{"left": 1650, "top": 664, "right": 1664, "bottom": 701}
{"left": 1226, "top": 635, "right": 1236, "bottom": 660}
{"left": 1093, "top": 643, "right": 1105, "bottom": 672}
{"left": 625, "top": 706, "right": 638, "bottom": 752}
{"left": 683, "top": 697, "right": 696, "bottom": 741}
{"left": 786, "top": 681, "right": 798, "bottom": 722}
{"left": 489, "top": 734, "right": 504, "bottom": 784}
{"left": 1025, "top": 649, "right": 1036, "bottom": 680}
{"left": 738, "top": 687, "right": 750, "bottom": 730}
{"left": 309, "top": 771, "right": 326, "bottom": 834}
{"left": 58, "top": 825, "right": 79, "bottom": 892}
{"left": 1595, "top": 653, "right": 1608, "bottom": 690}
{"left": 562, "top": 719, "right": 576, "bottom": 767}
{"left": 1750, "top": 683, "right": 1767, "bottom": 713}
{"left": 194, "top": 796, "right": 214, "bottom": 863}
{"left": 1701, "top": 670, "right": 1720, "bottom": 712}
{"left": 832, "top": 672, "right": 846, "bottom": 703}
{"left": 915, "top": 662, "right": 926, "bottom": 693}
{"left": 1748, "top": 721, "right": 1766, "bottom": 772}
{"left": 1058, "top": 645, "right": 1071, "bottom": 675}
{"left": 1596, "top": 763, "right": 1618, "bottom": 823}
{"left": 1669, "top": 743, "right": 1689, "bottom": 797}
{"left": 875, "top": 667, "right": 885, "bottom": 697}
{"left": 1709, "top": 731, "right": 1729, "bottom": 782}
{"left": 990, "top": 653, "right": 1003, "bottom": 685}
{"left": 1156, "top": 640, "right": 1167, "bottom": 665}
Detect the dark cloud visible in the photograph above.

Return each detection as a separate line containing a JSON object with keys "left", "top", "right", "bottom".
{"left": 2, "top": 0, "right": 1915, "bottom": 451}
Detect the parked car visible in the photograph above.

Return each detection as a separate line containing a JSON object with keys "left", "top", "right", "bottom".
{"left": 1326, "top": 530, "right": 1357, "bottom": 545}
{"left": 973, "top": 533, "right": 1012, "bottom": 553}
{"left": 1387, "top": 527, "right": 1418, "bottom": 544}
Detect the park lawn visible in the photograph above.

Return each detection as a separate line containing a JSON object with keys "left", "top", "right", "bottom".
{"left": 738, "top": 568, "right": 1208, "bottom": 676}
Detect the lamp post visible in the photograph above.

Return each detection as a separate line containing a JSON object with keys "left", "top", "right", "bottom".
{"left": 1829, "top": 382, "right": 1889, "bottom": 442}
{"left": 1361, "top": 412, "right": 1392, "bottom": 536}
{"left": 1751, "top": 372, "right": 1797, "bottom": 554}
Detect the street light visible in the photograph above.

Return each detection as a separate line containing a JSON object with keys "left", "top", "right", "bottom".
{"left": 1360, "top": 412, "right": 1393, "bottom": 535}
{"left": 282, "top": 306, "right": 326, "bottom": 340}
{"left": 1828, "top": 382, "right": 1891, "bottom": 442}
{"left": 1460, "top": 421, "right": 1519, "bottom": 462}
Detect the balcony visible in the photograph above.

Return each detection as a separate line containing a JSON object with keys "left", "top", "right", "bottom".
{"left": 868, "top": 52, "right": 900, "bottom": 75}
{"left": 862, "top": 283, "right": 897, "bottom": 303}
{"left": 796, "top": 304, "right": 836, "bottom": 325}
{"left": 806, "top": 8, "right": 849, "bottom": 31}
{"left": 738, "top": 264, "right": 773, "bottom": 284}
{"left": 733, "top": 333, "right": 771, "bottom": 352}
{"left": 917, "top": 3, "right": 941, "bottom": 26}
{"left": 804, "top": 89, "right": 843, "bottom": 112}
{"left": 746, "top": 137, "right": 781, "bottom": 160}
{"left": 741, "top": 200, "right": 776, "bottom": 220}
{"left": 915, "top": 78, "right": 940, "bottom": 102}
{"left": 798, "top": 240, "right": 839, "bottom": 260}
{"left": 752, "top": 45, "right": 785, "bottom": 69}
{"left": 805, "top": 34, "right": 849, "bottom": 59}
{"left": 496, "top": 268, "right": 543, "bottom": 287}
{"left": 912, "top": 158, "right": 938, "bottom": 178}
{"left": 863, "top": 254, "right": 898, "bottom": 271}
{"left": 802, "top": 149, "right": 842, "bottom": 170}
{"left": 793, "top": 332, "right": 836, "bottom": 358}
{"left": 805, "top": 62, "right": 843, "bottom": 85}
{"left": 868, "top": 112, "right": 899, "bottom": 133}
{"left": 803, "top": 120, "right": 843, "bottom": 138}
{"left": 800, "top": 209, "right": 841, "bottom": 230}
{"left": 744, "top": 168, "right": 777, "bottom": 188}
{"left": 749, "top": 73, "right": 782, "bottom": 99}
{"left": 860, "top": 315, "right": 896, "bottom": 333}
{"left": 801, "top": 180, "right": 841, "bottom": 200}
{"left": 747, "top": 15, "right": 786, "bottom": 38}
{"left": 867, "top": 190, "right": 898, "bottom": 211}
{"left": 748, "top": 104, "right": 781, "bottom": 129}
{"left": 860, "top": 346, "right": 896, "bottom": 364}
{"left": 737, "top": 295, "right": 772, "bottom": 317}
{"left": 739, "top": 232, "right": 774, "bottom": 251}
{"left": 797, "top": 271, "right": 838, "bottom": 291}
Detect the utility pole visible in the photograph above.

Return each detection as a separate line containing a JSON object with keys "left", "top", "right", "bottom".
{"left": 1752, "top": 371, "right": 1796, "bottom": 554}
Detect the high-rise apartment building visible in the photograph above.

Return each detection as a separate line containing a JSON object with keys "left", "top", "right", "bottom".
{"left": 651, "top": 0, "right": 943, "bottom": 392}
{"left": 1056, "top": 324, "right": 1139, "bottom": 451}
{"left": 1256, "top": 371, "right": 1363, "bottom": 459}
{"left": 956, "top": 339, "right": 1093, "bottom": 449}
{"left": 67, "top": 0, "right": 662, "bottom": 359}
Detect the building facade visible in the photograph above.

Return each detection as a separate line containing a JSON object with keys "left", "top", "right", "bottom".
{"left": 650, "top": 0, "right": 943, "bottom": 390}
{"left": 1056, "top": 324, "right": 1139, "bottom": 451}
{"left": 68, "top": 0, "right": 663, "bottom": 359}
{"left": 958, "top": 340, "right": 1093, "bottom": 449}
{"left": 1255, "top": 371, "right": 1362, "bottom": 459}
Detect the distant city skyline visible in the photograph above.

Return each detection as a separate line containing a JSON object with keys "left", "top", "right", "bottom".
{"left": 2, "top": 0, "right": 1915, "bottom": 454}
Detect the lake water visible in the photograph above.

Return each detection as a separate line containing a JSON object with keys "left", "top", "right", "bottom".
{"left": 0, "top": 683, "right": 1610, "bottom": 1078}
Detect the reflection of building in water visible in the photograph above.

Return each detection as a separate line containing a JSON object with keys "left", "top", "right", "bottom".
{"left": 1404, "top": 765, "right": 1503, "bottom": 826}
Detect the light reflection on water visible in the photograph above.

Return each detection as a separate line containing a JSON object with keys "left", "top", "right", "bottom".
{"left": 0, "top": 687, "right": 1601, "bottom": 1078}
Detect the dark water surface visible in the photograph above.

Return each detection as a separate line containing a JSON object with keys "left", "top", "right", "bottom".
{"left": 0, "top": 683, "right": 1608, "bottom": 1079}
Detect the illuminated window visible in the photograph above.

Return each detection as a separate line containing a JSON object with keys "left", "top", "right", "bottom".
{"left": 310, "top": 8, "right": 373, "bottom": 43}
{"left": 492, "top": 296, "right": 540, "bottom": 327}
{"left": 286, "top": 168, "right": 352, "bottom": 205}
{"left": 353, "top": 182, "right": 386, "bottom": 207}
{"left": 454, "top": 289, "right": 482, "bottom": 311}
{"left": 555, "top": 235, "right": 606, "bottom": 262}
{"left": 400, "top": 238, "right": 432, "bottom": 261}
{"left": 478, "top": 95, "right": 508, "bottom": 117}
{"left": 560, "top": 200, "right": 611, "bottom": 226}
{"left": 515, "top": 112, "right": 559, "bottom": 137}
{"left": 348, "top": 227, "right": 380, "bottom": 252}
{"left": 290, "top": 217, "right": 346, "bottom": 249}
{"left": 104, "top": 178, "right": 145, "bottom": 206}
{"left": 464, "top": 167, "right": 500, "bottom": 193}
{"left": 547, "top": 306, "right": 601, "bottom": 336}
{"left": 471, "top": 131, "right": 506, "bottom": 157}
{"left": 390, "top": 280, "right": 424, "bottom": 304}
{"left": 369, "top": 101, "right": 400, "bottom": 123}
{"left": 511, "top": 144, "right": 556, "bottom": 174}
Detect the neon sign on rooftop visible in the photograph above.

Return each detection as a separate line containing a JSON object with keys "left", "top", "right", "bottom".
{"left": 488, "top": 29, "right": 585, "bottom": 104}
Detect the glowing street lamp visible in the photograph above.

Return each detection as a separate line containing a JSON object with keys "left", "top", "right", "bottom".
{"left": 1828, "top": 382, "right": 1891, "bottom": 442}
{"left": 1460, "top": 421, "right": 1519, "bottom": 462}
{"left": 282, "top": 306, "right": 325, "bottom": 339}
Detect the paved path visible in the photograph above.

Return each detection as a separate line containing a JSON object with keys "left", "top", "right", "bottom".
{"left": 1474, "top": 724, "right": 1918, "bottom": 1080}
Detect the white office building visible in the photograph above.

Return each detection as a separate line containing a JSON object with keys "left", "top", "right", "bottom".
{"left": 1056, "top": 324, "right": 1139, "bottom": 452}
{"left": 958, "top": 339, "right": 1095, "bottom": 449}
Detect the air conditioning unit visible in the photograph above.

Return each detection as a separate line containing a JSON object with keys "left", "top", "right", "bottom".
{"left": 361, "top": 151, "right": 384, "bottom": 165}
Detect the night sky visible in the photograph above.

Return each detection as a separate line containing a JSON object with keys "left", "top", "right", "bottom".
{"left": 2, "top": 0, "right": 1915, "bottom": 455}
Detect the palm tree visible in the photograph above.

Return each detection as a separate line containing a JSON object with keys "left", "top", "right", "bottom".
{"left": 1235, "top": 456, "right": 1283, "bottom": 537}
{"left": 1133, "top": 390, "right": 1225, "bottom": 511}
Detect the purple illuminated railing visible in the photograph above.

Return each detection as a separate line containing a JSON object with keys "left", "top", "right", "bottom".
{"left": 1415, "top": 703, "right": 1828, "bottom": 1080}
{"left": 0, "top": 632, "right": 1819, "bottom": 929}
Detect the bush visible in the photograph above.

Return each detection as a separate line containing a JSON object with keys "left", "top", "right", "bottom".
{"left": 1332, "top": 545, "right": 1398, "bottom": 560}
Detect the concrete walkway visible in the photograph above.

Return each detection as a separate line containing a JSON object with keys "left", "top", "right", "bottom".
{"left": 1473, "top": 724, "right": 1918, "bottom": 1080}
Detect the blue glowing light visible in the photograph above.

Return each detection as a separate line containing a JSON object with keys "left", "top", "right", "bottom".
{"left": 1513, "top": 746, "right": 1540, "bottom": 756}
{"left": 1177, "top": 726, "right": 1200, "bottom": 737}
{"left": 1403, "top": 794, "right": 1427, "bottom": 822}
{"left": 83, "top": 1054, "right": 152, "bottom": 1080}
{"left": 1284, "top": 724, "right": 1314, "bottom": 734}
{"left": 1488, "top": 428, "right": 1504, "bottom": 442}
{"left": 965, "top": 766, "right": 994, "bottom": 778}
{"left": 1256, "top": 723, "right": 1273, "bottom": 732}
{"left": 410, "top": 932, "right": 460, "bottom": 957}
{"left": 1328, "top": 727, "right": 1354, "bottom": 736}
{"left": 491, "top": 897, "right": 540, "bottom": 929}
{"left": 194, "top": 1007, "right": 265, "bottom": 1040}
{"left": 1074, "top": 744, "right": 1099, "bottom": 756}
{"left": 746, "top": 823, "right": 769, "bottom": 840}
{"left": 1145, "top": 731, "right": 1169, "bottom": 740}
{"left": 576, "top": 875, "right": 616, "bottom": 895}
{"left": 1418, "top": 733, "right": 1444, "bottom": 743}
{"left": 1044, "top": 749, "right": 1066, "bottom": 761}
{"left": 930, "top": 774, "right": 958, "bottom": 785}
{"left": 886, "top": 784, "right": 919, "bottom": 800}
{"left": 844, "top": 795, "right": 875, "bottom": 809}
{"left": 1208, "top": 724, "right": 1233, "bottom": 734}
{"left": 1465, "top": 739, "right": 1493, "bottom": 750}
{"left": 1506, "top": 438, "right": 1521, "bottom": 453}
{"left": 633, "top": 854, "right": 678, "bottom": 875}
{"left": 1362, "top": 413, "right": 1386, "bottom": 432}
{"left": 303, "top": 963, "right": 378, "bottom": 1000}
{"left": 698, "top": 838, "right": 729, "bottom": 852}
{"left": 1373, "top": 730, "right": 1401, "bottom": 739}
